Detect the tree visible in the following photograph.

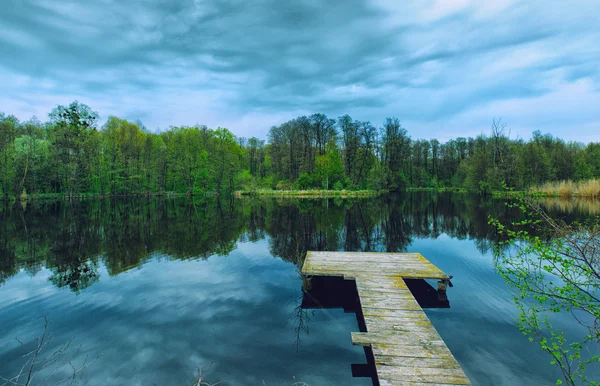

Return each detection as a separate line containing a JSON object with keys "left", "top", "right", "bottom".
{"left": 0, "top": 113, "right": 18, "bottom": 197}
{"left": 338, "top": 114, "right": 360, "bottom": 182}
{"left": 102, "top": 117, "right": 147, "bottom": 194}
{"left": 381, "top": 117, "right": 410, "bottom": 190}
{"left": 49, "top": 101, "right": 99, "bottom": 197}
{"left": 491, "top": 195, "right": 600, "bottom": 385}
{"left": 2, "top": 103, "right": 600, "bottom": 198}
{"left": 313, "top": 140, "right": 344, "bottom": 190}
{"left": 212, "top": 128, "right": 241, "bottom": 193}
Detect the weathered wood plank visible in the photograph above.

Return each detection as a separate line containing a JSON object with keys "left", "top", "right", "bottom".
{"left": 352, "top": 331, "right": 444, "bottom": 346}
{"left": 373, "top": 355, "right": 461, "bottom": 369}
{"left": 305, "top": 267, "right": 449, "bottom": 279}
{"left": 304, "top": 257, "right": 437, "bottom": 264}
{"left": 354, "top": 337, "right": 447, "bottom": 348}
{"left": 304, "top": 260, "right": 441, "bottom": 268}
{"left": 356, "top": 281, "right": 409, "bottom": 291}
{"left": 371, "top": 343, "right": 454, "bottom": 359}
{"left": 363, "top": 310, "right": 430, "bottom": 320}
{"left": 377, "top": 367, "right": 471, "bottom": 385}
{"left": 379, "top": 381, "right": 465, "bottom": 386}
{"left": 306, "top": 251, "right": 430, "bottom": 262}
{"left": 375, "top": 367, "right": 468, "bottom": 377}
{"left": 362, "top": 308, "right": 432, "bottom": 318}
{"left": 357, "top": 290, "right": 416, "bottom": 299}
{"left": 359, "top": 297, "right": 422, "bottom": 310}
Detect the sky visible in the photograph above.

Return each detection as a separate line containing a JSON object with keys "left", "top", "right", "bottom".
{"left": 1, "top": 0, "right": 599, "bottom": 142}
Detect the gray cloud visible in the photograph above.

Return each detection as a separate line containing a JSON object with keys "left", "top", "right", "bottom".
{"left": 1, "top": 0, "right": 599, "bottom": 140}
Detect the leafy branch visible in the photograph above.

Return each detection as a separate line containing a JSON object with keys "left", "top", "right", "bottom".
{"left": 490, "top": 191, "right": 600, "bottom": 385}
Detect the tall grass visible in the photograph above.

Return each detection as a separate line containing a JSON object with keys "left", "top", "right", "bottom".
{"left": 533, "top": 179, "right": 600, "bottom": 198}
{"left": 238, "top": 189, "right": 384, "bottom": 198}
{"left": 405, "top": 187, "right": 468, "bottom": 193}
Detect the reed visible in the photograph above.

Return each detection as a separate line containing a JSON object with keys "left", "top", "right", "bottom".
{"left": 533, "top": 179, "right": 600, "bottom": 198}
{"left": 238, "top": 189, "right": 383, "bottom": 198}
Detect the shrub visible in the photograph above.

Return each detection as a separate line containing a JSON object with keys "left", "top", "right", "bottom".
{"left": 294, "top": 173, "right": 313, "bottom": 190}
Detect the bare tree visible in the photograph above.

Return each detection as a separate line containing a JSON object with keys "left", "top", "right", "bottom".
{"left": 1, "top": 316, "right": 101, "bottom": 386}
{"left": 491, "top": 118, "right": 507, "bottom": 168}
{"left": 190, "top": 363, "right": 224, "bottom": 386}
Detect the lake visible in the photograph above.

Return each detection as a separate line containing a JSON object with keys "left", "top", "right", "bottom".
{"left": 0, "top": 193, "right": 598, "bottom": 385}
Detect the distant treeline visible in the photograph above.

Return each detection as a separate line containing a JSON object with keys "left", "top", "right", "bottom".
{"left": 1, "top": 101, "right": 599, "bottom": 198}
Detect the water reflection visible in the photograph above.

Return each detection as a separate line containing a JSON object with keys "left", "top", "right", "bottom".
{"left": 537, "top": 196, "right": 600, "bottom": 217}
{"left": 0, "top": 193, "right": 542, "bottom": 289}
{"left": 1, "top": 193, "right": 598, "bottom": 385}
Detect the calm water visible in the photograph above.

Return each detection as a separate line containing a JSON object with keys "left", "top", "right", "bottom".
{"left": 0, "top": 193, "right": 598, "bottom": 385}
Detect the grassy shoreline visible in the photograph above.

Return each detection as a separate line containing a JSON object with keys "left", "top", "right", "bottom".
{"left": 4, "top": 180, "right": 598, "bottom": 201}
{"left": 530, "top": 179, "right": 600, "bottom": 198}
{"left": 0, "top": 190, "right": 385, "bottom": 201}
{"left": 492, "top": 179, "right": 600, "bottom": 198}
{"left": 0, "top": 192, "right": 220, "bottom": 202}
{"left": 404, "top": 187, "right": 469, "bottom": 193}
{"left": 237, "top": 189, "right": 385, "bottom": 198}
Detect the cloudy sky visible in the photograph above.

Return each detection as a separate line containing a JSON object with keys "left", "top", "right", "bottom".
{"left": 1, "top": 0, "right": 599, "bottom": 142}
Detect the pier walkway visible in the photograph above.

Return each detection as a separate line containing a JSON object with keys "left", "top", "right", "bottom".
{"left": 301, "top": 251, "right": 471, "bottom": 386}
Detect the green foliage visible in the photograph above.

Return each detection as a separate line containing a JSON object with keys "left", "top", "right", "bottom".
{"left": 235, "top": 170, "right": 254, "bottom": 192}
{"left": 313, "top": 140, "right": 344, "bottom": 189}
{"left": 1, "top": 103, "right": 600, "bottom": 199}
{"left": 294, "top": 173, "right": 313, "bottom": 190}
{"left": 367, "top": 162, "right": 386, "bottom": 191}
{"left": 490, "top": 193, "right": 600, "bottom": 385}
{"left": 276, "top": 180, "right": 292, "bottom": 190}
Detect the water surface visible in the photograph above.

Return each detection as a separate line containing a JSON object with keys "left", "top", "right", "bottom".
{"left": 0, "top": 194, "right": 597, "bottom": 385}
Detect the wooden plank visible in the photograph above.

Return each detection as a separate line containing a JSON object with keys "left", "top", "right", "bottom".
{"left": 361, "top": 308, "right": 433, "bottom": 318}
{"left": 354, "top": 337, "right": 446, "bottom": 348}
{"left": 356, "top": 280, "right": 409, "bottom": 291}
{"left": 377, "top": 367, "right": 470, "bottom": 385}
{"left": 360, "top": 300, "right": 423, "bottom": 311}
{"left": 360, "top": 295, "right": 422, "bottom": 306}
{"left": 363, "top": 312, "right": 431, "bottom": 321}
{"left": 301, "top": 251, "right": 470, "bottom": 385}
{"left": 304, "top": 257, "right": 434, "bottom": 264}
{"left": 379, "top": 381, "right": 464, "bottom": 386}
{"left": 375, "top": 367, "right": 467, "bottom": 377}
{"left": 304, "top": 259, "right": 439, "bottom": 267}
{"left": 357, "top": 287, "right": 414, "bottom": 295}
{"left": 352, "top": 331, "right": 444, "bottom": 346}
{"left": 371, "top": 343, "right": 454, "bottom": 359}
{"left": 374, "top": 356, "right": 461, "bottom": 369}
{"left": 304, "top": 256, "right": 437, "bottom": 263}
{"left": 305, "top": 266, "right": 445, "bottom": 276}
{"left": 307, "top": 266, "right": 448, "bottom": 278}
{"left": 306, "top": 251, "right": 429, "bottom": 261}
{"left": 357, "top": 292, "right": 418, "bottom": 300}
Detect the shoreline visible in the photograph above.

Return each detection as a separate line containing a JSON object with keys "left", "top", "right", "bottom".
{"left": 3, "top": 185, "right": 599, "bottom": 202}
{"left": 0, "top": 190, "right": 385, "bottom": 202}
{"left": 236, "top": 189, "right": 385, "bottom": 198}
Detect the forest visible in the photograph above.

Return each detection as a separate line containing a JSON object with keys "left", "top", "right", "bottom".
{"left": 1, "top": 101, "right": 599, "bottom": 198}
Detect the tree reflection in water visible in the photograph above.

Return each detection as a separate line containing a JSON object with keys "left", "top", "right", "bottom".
{"left": 0, "top": 192, "right": 594, "bottom": 291}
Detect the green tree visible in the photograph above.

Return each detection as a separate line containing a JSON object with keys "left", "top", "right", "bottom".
{"left": 491, "top": 196, "right": 600, "bottom": 385}
{"left": 0, "top": 113, "right": 18, "bottom": 198}
{"left": 212, "top": 128, "right": 241, "bottom": 193}
{"left": 313, "top": 141, "right": 344, "bottom": 189}
{"left": 49, "top": 101, "right": 99, "bottom": 197}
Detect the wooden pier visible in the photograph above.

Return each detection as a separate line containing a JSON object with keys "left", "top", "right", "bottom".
{"left": 301, "top": 251, "right": 471, "bottom": 386}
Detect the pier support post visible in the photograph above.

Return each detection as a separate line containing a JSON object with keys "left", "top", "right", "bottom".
{"left": 437, "top": 279, "right": 449, "bottom": 292}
